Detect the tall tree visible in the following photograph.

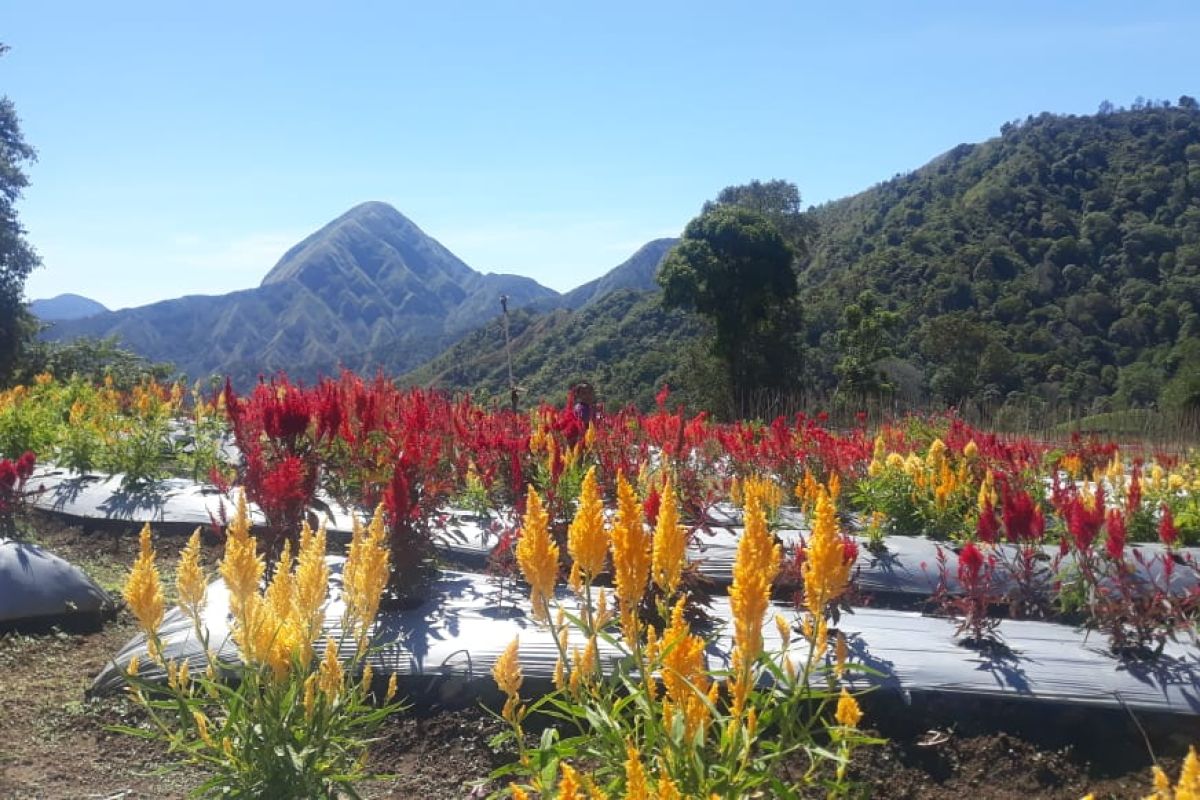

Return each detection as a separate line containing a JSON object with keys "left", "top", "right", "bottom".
{"left": 658, "top": 203, "right": 798, "bottom": 413}
{"left": 0, "top": 43, "right": 41, "bottom": 384}
{"left": 834, "top": 290, "right": 900, "bottom": 403}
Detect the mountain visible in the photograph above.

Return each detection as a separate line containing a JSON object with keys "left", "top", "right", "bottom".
{"left": 405, "top": 288, "right": 709, "bottom": 410}
{"left": 42, "top": 202, "right": 561, "bottom": 386}
{"left": 797, "top": 102, "right": 1200, "bottom": 413}
{"left": 562, "top": 238, "right": 678, "bottom": 309}
{"left": 28, "top": 294, "right": 108, "bottom": 321}
{"left": 413, "top": 103, "right": 1200, "bottom": 416}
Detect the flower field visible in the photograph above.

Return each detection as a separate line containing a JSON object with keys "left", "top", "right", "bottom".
{"left": 3, "top": 370, "right": 1200, "bottom": 797}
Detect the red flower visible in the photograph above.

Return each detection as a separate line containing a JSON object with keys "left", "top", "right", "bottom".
{"left": 841, "top": 537, "right": 859, "bottom": 566}
{"left": 958, "top": 541, "right": 984, "bottom": 585}
{"left": 0, "top": 460, "right": 16, "bottom": 491}
{"left": 976, "top": 501, "right": 999, "bottom": 544}
{"left": 1002, "top": 488, "right": 1044, "bottom": 543}
{"left": 1158, "top": 505, "right": 1179, "bottom": 548}
{"left": 1105, "top": 509, "right": 1126, "bottom": 561}
{"left": 642, "top": 487, "right": 661, "bottom": 526}
{"left": 15, "top": 451, "right": 35, "bottom": 481}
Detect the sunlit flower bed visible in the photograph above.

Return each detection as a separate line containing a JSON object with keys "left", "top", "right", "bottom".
{"left": 7, "top": 370, "right": 1199, "bottom": 796}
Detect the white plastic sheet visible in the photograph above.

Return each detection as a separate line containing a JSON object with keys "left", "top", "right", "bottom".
{"left": 91, "top": 566, "right": 1200, "bottom": 716}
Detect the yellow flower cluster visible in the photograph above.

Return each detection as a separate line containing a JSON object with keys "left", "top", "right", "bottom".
{"left": 493, "top": 636, "right": 523, "bottom": 722}
{"left": 1144, "top": 746, "right": 1200, "bottom": 800}
{"left": 802, "top": 488, "right": 854, "bottom": 657}
{"left": 612, "top": 473, "right": 652, "bottom": 642}
{"left": 651, "top": 476, "right": 687, "bottom": 597}
{"left": 728, "top": 479, "right": 782, "bottom": 718}
{"left": 567, "top": 466, "right": 608, "bottom": 592}
{"left": 515, "top": 485, "right": 559, "bottom": 621}
{"left": 124, "top": 523, "right": 165, "bottom": 660}
{"left": 343, "top": 507, "right": 391, "bottom": 650}
{"left": 660, "top": 597, "right": 715, "bottom": 741}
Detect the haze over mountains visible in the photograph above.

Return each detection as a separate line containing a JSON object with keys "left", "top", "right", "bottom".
{"left": 40, "top": 202, "right": 676, "bottom": 386}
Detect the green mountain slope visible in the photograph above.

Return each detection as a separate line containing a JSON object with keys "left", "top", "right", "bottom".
{"left": 406, "top": 289, "right": 710, "bottom": 410}
{"left": 799, "top": 103, "right": 1200, "bottom": 412}
{"left": 412, "top": 103, "right": 1200, "bottom": 416}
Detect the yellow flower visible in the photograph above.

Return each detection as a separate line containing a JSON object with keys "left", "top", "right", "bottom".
{"left": 835, "top": 630, "right": 848, "bottom": 678}
{"left": 385, "top": 672, "right": 399, "bottom": 704}
{"left": 728, "top": 485, "right": 781, "bottom": 716}
{"left": 124, "top": 524, "right": 164, "bottom": 659}
{"left": 303, "top": 673, "right": 318, "bottom": 719}
{"left": 624, "top": 742, "right": 649, "bottom": 800}
{"left": 220, "top": 491, "right": 264, "bottom": 625}
{"left": 558, "top": 764, "right": 584, "bottom": 800}
{"left": 611, "top": 472, "right": 652, "bottom": 643}
{"left": 343, "top": 506, "right": 391, "bottom": 648}
{"left": 802, "top": 489, "right": 854, "bottom": 657}
{"left": 515, "top": 486, "right": 559, "bottom": 621}
{"left": 657, "top": 773, "right": 682, "bottom": 800}
{"left": 835, "top": 687, "right": 863, "bottom": 728}
{"left": 192, "top": 710, "right": 214, "bottom": 747}
{"left": 661, "top": 597, "right": 711, "bottom": 741}
{"left": 294, "top": 520, "right": 329, "bottom": 661}
{"left": 1179, "top": 746, "right": 1200, "bottom": 799}
{"left": 511, "top": 786, "right": 531, "bottom": 800}
{"left": 317, "top": 638, "right": 343, "bottom": 701}
{"left": 567, "top": 467, "right": 608, "bottom": 592}
{"left": 885, "top": 452, "right": 905, "bottom": 470}
{"left": 963, "top": 440, "right": 979, "bottom": 459}
{"left": 494, "top": 636, "right": 523, "bottom": 722}
{"left": 175, "top": 528, "right": 207, "bottom": 618}
{"left": 651, "top": 476, "right": 687, "bottom": 596}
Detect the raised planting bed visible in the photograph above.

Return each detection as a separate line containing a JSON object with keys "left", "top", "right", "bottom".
{"left": 92, "top": 565, "right": 1200, "bottom": 717}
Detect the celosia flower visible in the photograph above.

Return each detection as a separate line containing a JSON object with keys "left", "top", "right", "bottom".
{"left": 493, "top": 636, "right": 523, "bottom": 722}
{"left": 124, "top": 524, "right": 164, "bottom": 659}
{"left": 624, "top": 742, "right": 649, "bottom": 800}
{"left": 1159, "top": 505, "right": 1179, "bottom": 548}
{"left": 802, "top": 489, "right": 853, "bottom": 657}
{"left": 175, "top": 528, "right": 207, "bottom": 618}
{"left": 294, "top": 520, "right": 329, "bottom": 662}
{"left": 1178, "top": 745, "right": 1199, "bottom": 797}
{"left": 651, "top": 476, "right": 687, "bottom": 596}
{"left": 1105, "top": 509, "right": 1127, "bottom": 562}
{"left": 515, "top": 486, "right": 559, "bottom": 621}
{"left": 567, "top": 466, "right": 608, "bottom": 592}
{"left": 343, "top": 506, "right": 391, "bottom": 647}
{"left": 220, "top": 491, "right": 263, "bottom": 624}
{"left": 317, "top": 638, "right": 343, "bottom": 701}
{"left": 729, "top": 482, "right": 781, "bottom": 716}
{"left": 661, "top": 597, "right": 711, "bottom": 740}
{"left": 835, "top": 687, "right": 863, "bottom": 728}
{"left": 611, "top": 473, "right": 651, "bottom": 641}
{"left": 558, "top": 764, "right": 584, "bottom": 800}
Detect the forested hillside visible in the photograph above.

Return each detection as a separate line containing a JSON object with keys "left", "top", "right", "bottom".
{"left": 801, "top": 101, "right": 1200, "bottom": 415}
{"left": 415, "top": 102, "right": 1200, "bottom": 418}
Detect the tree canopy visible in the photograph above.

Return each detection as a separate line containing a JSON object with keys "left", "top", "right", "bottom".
{"left": 658, "top": 197, "right": 802, "bottom": 414}
{"left": 0, "top": 43, "right": 41, "bottom": 385}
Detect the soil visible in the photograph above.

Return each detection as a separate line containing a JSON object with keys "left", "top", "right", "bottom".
{"left": 1, "top": 512, "right": 1196, "bottom": 799}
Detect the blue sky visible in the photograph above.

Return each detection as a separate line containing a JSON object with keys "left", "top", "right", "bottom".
{"left": 6, "top": 1, "right": 1199, "bottom": 310}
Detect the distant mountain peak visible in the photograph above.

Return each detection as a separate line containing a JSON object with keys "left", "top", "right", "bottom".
{"left": 28, "top": 293, "right": 109, "bottom": 321}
